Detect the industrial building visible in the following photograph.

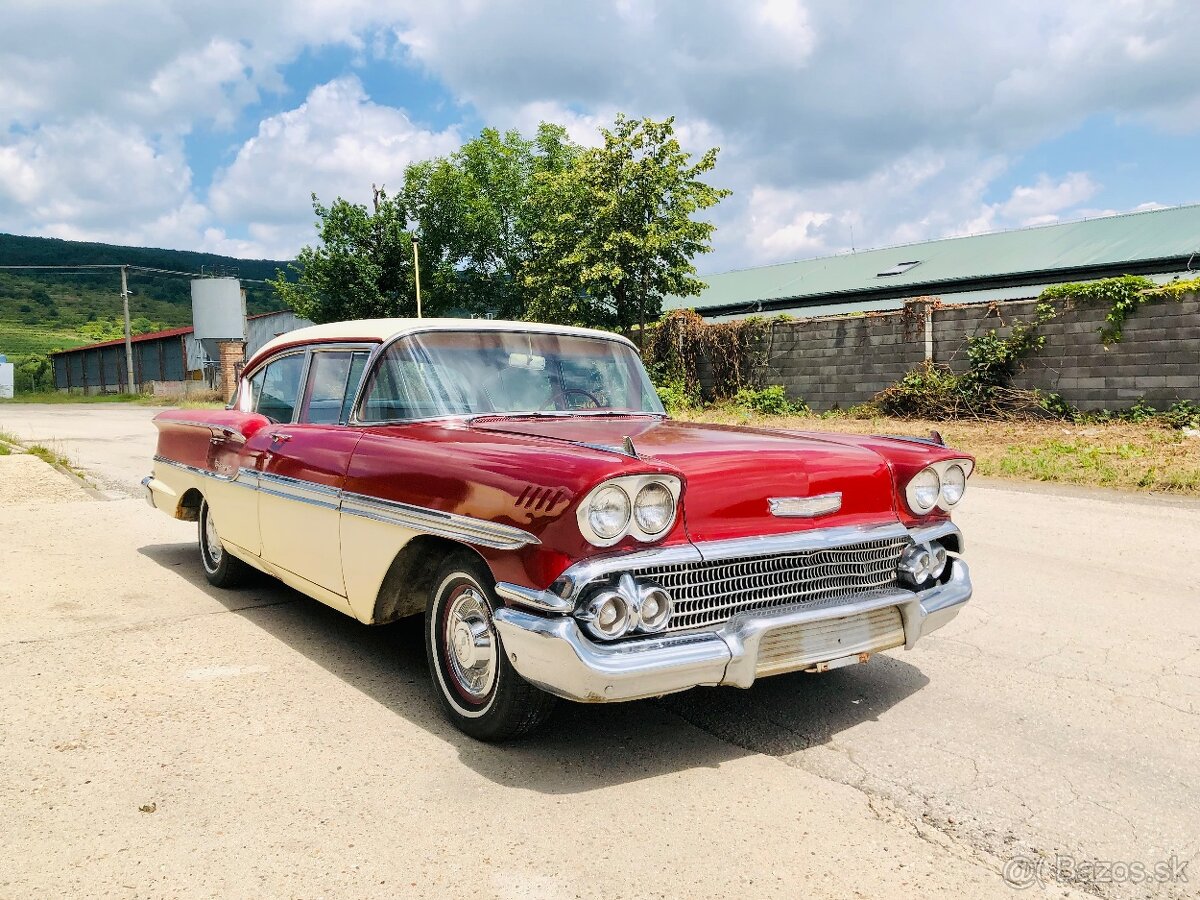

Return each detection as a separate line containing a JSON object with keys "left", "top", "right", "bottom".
{"left": 671, "top": 203, "right": 1200, "bottom": 320}
{"left": 51, "top": 307, "right": 310, "bottom": 395}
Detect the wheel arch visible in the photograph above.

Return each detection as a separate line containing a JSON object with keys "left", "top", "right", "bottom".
{"left": 370, "top": 535, "right": 492, "bottom": 625}
{"left": 178, "top": 487, "right": 203, "bottom": 522}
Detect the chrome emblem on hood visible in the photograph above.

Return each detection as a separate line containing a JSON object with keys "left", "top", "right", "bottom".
{"left": 769, "top": 493, "right": 842, "bottom": 518}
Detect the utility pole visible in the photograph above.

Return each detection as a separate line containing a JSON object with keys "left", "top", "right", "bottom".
{"left": 120, "top": 265, "right": 135, "bottom": 392}
{"left": 411, "top": 236, "right": 422, "bottom": 319}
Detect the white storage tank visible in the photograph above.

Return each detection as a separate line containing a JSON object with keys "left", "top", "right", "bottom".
{"left": 0, "top": 358, "right": 13, "bottom": 399}
{"left": 191, "top": 278, "right": 246, "bottom": 341}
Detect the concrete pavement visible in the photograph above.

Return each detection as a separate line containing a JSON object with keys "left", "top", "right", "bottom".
{"left": 2, "top": 402, "right": 1197, "bottom": 899}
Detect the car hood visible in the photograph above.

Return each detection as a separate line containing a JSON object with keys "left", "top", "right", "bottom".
{"left": 470, "top": 416, "right": 899, "bottom": 541}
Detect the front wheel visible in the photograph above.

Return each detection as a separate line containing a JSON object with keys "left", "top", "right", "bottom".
{"left": 425, "top": 553, "right": 556, "bottom": 741}
{"left": 199, "top": 497, "right": 251, "bottom": 588}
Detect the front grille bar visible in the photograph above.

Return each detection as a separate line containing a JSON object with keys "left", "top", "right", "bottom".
{"left": 620, "top": 536, "right": 912, "bottom": 632}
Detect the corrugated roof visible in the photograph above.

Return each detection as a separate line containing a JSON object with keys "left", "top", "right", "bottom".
{"left": 50, "top": 309, "right": 295, "bottom": 356}
{"left": 51, "top": 325, "right": 194, "bottom": 355}
{"left": 672, "top": 203, "right": 1200, "bottom": 314}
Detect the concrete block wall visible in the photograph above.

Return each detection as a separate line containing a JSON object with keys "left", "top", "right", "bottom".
{"left": 757, "top": 311, "right": 926, "bottom": 409}
{"left": 738, "top": 292, "right": 1199, "bottom": 411}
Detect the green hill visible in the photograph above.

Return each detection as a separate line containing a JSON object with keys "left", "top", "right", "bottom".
{"left": 0, "top": 233, "right": 293, "bottom": 353}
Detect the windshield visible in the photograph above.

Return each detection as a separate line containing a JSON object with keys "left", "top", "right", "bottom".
{"left": 358, "top": 329, "right": 665, "bottom": 421}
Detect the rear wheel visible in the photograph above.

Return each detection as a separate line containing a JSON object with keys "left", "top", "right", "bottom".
{"left": 425, "top": 553, "right": 556, "bottom": 741}
{"left": 199, "top": 497, "right": 251, "bottom": 588}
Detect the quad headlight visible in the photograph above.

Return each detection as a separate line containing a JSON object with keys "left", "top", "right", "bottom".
{"left": 577, "top": 475, "right": 681, "bottom": 547}
{"left": 898, "top": 541, "right": 950, "bottom": 588}
{"left": 634, "top": 482, "right": 674, "bottom": 535}
{"left": 588, "top": 485, "right": 632, "bottom": 541}
{"left": 577, "top": 574, "right": 674, "bottom": 640}
{"left": 903, "top": 458, "right": 974, "bottom": 516}
{"left": 906, "top": 467, "right": 942, "bottom": 514}
{"left": 941, "top": 464, "right": 967, "bottom": 506}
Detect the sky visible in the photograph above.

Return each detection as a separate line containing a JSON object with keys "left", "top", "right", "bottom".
{"left": 1, "top": 1, "right": 1198, "bottom": 274}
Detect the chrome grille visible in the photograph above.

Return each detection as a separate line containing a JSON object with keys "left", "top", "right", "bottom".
{"left": 626, "top": 536, "right": 910, "bottom": 632}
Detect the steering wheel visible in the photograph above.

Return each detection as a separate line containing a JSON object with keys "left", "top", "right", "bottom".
{"left": 552, "top": 388, "right": 603, "bottom": 411}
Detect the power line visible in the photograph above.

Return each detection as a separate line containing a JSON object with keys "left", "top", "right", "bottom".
{"left": 0, "top": 263, "right": 276, "bottom": 283}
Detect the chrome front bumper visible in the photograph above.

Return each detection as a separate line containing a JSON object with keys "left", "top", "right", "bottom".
{"left": 492, "top": 559, "right": 972, "bottom": 703}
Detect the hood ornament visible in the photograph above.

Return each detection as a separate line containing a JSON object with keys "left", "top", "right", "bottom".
{"left": 769, "top": 493, "right": 842, "bottom": 518}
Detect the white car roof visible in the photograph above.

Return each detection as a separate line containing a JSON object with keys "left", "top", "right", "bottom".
{"left": 250, "top": 317, "right": 636, "bottom": 365}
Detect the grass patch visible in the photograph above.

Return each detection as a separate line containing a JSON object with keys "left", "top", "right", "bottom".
{"left": 0, "top": 391, "right": 225, "bottom": 408}
{"left": 0, "top": 320, "right": 92, "bottom": 356}
{"left": 1, "top": 391, "right": 144, "bottom": 404}
{"left": 0, "top": 442, "right": 9, "bottom": 456}
{"left": 27, "top": 443, "right": 75, "bottom": 470}
{"left": 677, "top": 406, "right": 1200, "bottom": 496}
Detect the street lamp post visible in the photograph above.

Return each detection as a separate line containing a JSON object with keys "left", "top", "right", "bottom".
{"left": 411, "top": 235, "right": 422, "bottom": 319}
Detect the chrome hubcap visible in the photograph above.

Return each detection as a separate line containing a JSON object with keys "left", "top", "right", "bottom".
{"left": 203, "top": 508, "right": 222, "bottom": 566}
{"left": 445, "top": 587, "right": 496, "bottom": 699}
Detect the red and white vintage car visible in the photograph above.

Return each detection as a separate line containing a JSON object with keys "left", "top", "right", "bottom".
{"left": 144, "top": 319, "right": 973, "bottom": 740}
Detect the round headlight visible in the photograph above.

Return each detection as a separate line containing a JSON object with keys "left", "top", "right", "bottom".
{"left": 588, "top": 485, "right": 631, "bottom": 541}
{"left": 582, "top": 590, "right": 631, "bottom": 640}
{"left": 636, "top": 584, "right": 673, "bottom": 633}
{"left": 941, "top": 464, "right": 967, "bottom": 506}
{"left": 633, "top": 482, "right": 675, "bottom": 535}
{"left": 906, "top": 467, "right": 941, "bottom": 515}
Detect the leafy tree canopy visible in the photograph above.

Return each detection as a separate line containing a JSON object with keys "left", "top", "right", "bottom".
{"left": 403, "top": 123, "right": 580, "bottom": 320}
{"left": 272, "top": 187, "right": 417, "bottom": 324}
{"left": 524, "top": 115, "right": 730, "bottom": 332}
{"left": 277, "top": 114, "right": 729, "bottom": 331}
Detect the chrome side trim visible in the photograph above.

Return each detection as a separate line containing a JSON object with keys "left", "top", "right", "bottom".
{"left": 254, "top": 470, "right": 342, "bottom": 510}
{"left": 340, "top": 491, "right": 540, "bottom": 550}
{"left": 153, "top": 455, "right": 537, "bottom": 551}
{"left": 153, "top": 454, "right": 235, "bottom": 482}
{"left": 495, "top": 582, "right": 574, "bottom": 614}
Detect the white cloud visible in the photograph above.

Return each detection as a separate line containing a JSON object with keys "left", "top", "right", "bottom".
{"left": 208, "top": 77, "right": 459, "bottom": 231}
{"left": 0, "top": 117, "right": 201, "bottom": 246}
{"left": 0, "top": 0, "right": 403, "bottom": 132}
{"left": 2, "top": 1, "right": 1200, "bottom": 262}
{"left": 997, "top": 173, "right": 1099, "bottom": 224}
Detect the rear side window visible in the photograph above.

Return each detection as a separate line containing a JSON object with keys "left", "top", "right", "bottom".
{"left": 300, "top": 350, "right": 370, "bottom": 425}
{"left": 253, "top": 353, "right": 305, "bottom": 423}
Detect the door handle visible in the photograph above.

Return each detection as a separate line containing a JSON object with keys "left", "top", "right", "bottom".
{"left": 269, "top": 431, "right": 292, "bottom": 444}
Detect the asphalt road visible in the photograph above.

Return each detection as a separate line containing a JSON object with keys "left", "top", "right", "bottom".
{"left": 2, "top": 403, "right": 1197, "bottom": 899}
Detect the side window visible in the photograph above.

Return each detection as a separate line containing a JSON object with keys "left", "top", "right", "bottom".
{"left": 300, "top": 350, "right": 370, "bottom": 425}
{"left": 359, "top": 341, "right": 471, "bottom": 422}
{"left": 341, "top": 352, "right": 369, "bottom": 423}
{"left": 255, "top": 353, "right": 305, "bottom": 423}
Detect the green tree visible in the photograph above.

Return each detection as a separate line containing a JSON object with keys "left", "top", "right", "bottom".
{"left": 272, "top": 187, "right": 418, "bottom": 323}
{"left": 15, "top": 354, "right": 51, "bottom": 393}
{"left": 523, "top": 115, "right": 730, "bottom": 333}
{"left": 402, "top": 124, "right": 580, "bottom": 319}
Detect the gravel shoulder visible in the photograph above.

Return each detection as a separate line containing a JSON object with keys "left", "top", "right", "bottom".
{"left": 0, "top": 453, "right": 93, "bottom": 505}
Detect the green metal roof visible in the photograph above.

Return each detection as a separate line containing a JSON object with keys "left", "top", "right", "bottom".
{"left": 672, "top": 203, "right": 1200, "bottom": 315}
